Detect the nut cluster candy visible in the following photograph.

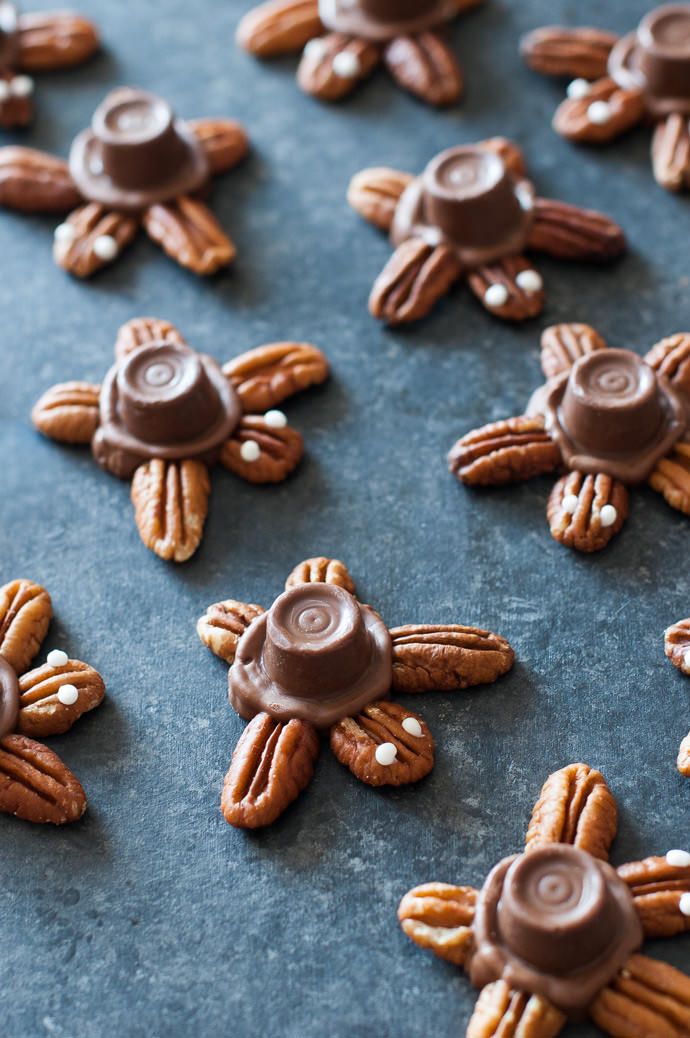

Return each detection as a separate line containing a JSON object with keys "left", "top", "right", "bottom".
{"left": 32, "top": 318, "right": 330, "bottom": 562}
{"left": 522, "top": 4, "right": 690, "bottom": 193}
{"left": 0, "top": 87, "right": 249, "bottom": 277}
{"left": 236, "top": 0, "right": 483, "bottom": 106}
{"left": 197, "top": 556, "right": 514, "bottom": 828}
{"left": 448, "top": 324, "right": 690, "bottom": 553}
{"left": 0, "top": 579, "right": 105, "bottom": 824}
{"left": 348, "top": 138, "right": 626, "bottom": 327}
{"left": 664, "top": 619, "right": 690, "bottom": 776}
{"left": 398, "top": 763, "right": 690, "bottom": 1036}
{"left": 0, "top": 1, "right": 99, "bottom": 129}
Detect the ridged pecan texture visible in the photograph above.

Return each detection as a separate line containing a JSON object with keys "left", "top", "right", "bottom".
{"left": 0, "top": 579, "right": 51, "bottom": 674}
{"left": 526, "top": 762, "right": 618, "bottom": 861}
{"left": 389, "top": 624, "right": 514, "bottom": 693}
{"left": 449, "top": 415, "right": 561, "bottom": 486}
{"left": 398, "top": 883, "right": 476, "bottom": 967}
{"left": 330, "top": 701, "right": 434, "bottom": 786}
{"left": 197, "top": 601, "right": 264, "bottom": 663}
{"left": 32, "top": 381, "right": 101, "bottom": 444}
{"left": 285, "top": 557, "right": 355, "bottom": 595}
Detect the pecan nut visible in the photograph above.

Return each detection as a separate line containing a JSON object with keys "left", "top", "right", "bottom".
{"left": 369, "top": 238, "right": 461, "bottom": 324}
{"left": 131, "top": 458, "right": 211, "bottom": 563}
{"left": 664, "top": 617, "right": 690, "bottom": 676}
{"left": 448, "top": 415, "right": 561, "bottom": 486}
{"left": 0, "top": 147, "right": 81, "bottom": 212}
{"left": 618, "top": 856, "right": 690, "bottom": 938}
{"left": 528, "top": 198, "right": 626, "bottom": 261}
{"left": 114, "top": 316, "right": 186, "bottom": 360}
{"left": 652, "top": 113, "right": 690, "bottom": 193}
{"left": 297, "top": 33, "right": 380, "bottom": 101}
{"left": 520, "top": 26, "right": 618, "bottom": 79}
{"left": 347, "top": 166, "right": 413, "bottom": 231}
{"left": 0, "top": 579, "right": 51, "bottom": 674}
{"left": 31, "top": 381, "right": 101, "bottom": 443}
{"left": 383, "top": 31, "right": 463, "bottom": 106}
{"left": 330, "top": 700, "right": 434, "bottom": 786}
{"left": 526, "top": 762, "right": 618, "bottom": 862}
{"left": 540, "top": 323, "right": 607, "bottom": 379}
{"left": 223, "top": 342, "right": 329, "bottom": 412}
{"left": 398, "top": 883, "right": 477, "bottom": 966}
{"left": 0, "top": 733, "right": 86, "bottom": 824}
{"left": 548, "top": 471, "right": 629, "bottom": 552}
{"left": 17, "top": 11, "right": 99, "bottom": 70}
{"left": 649, "top": 442, "right": 690, "bottom": 515}
{"left": 53, "top": 203, "right": 139, "bottom": 278}
{"left": 220, "top": 415, "right": 304, "bottom": 484}
{"left": 142, "top": 196, "right": 235, "bottom": 275}
{"left": 285, "top": 557, "right": 355, "bottom": 595}
{"left": 678, "top": 733, "right": 690, "bottom": 777}
{"left": 591, "top": 955, "right": 690, "bottom": 1037}
{"left": 646, "top": 334, "right": 690, "bottom": 397}
{"left": 236, "top": 0, "right": 322, "bottom": 57}
{"left": 197, "top": 600, "right": 264, "bottom": 663}
{"left": 553, "top": 76, "right": 645, "bottom": 143}
{"left": 221, "top": 712, "right": 319, "bottom": 828}
{"left": 389, "top": 624, "right": 514, "bottom": 693}
{"left": 17, "top": 659, "right": 105, "bottom": 738}
{"left": 468, "top": 981, "right": 566, "bottom": 1038}
{"left": 467, "top": 255, "right": 546, "bottom": 321}
{"left": 188, "top": 118, "right": 249, "bottom": 175}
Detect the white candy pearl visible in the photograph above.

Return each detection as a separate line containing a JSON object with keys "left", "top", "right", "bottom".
{"left": 562, "top": 493, "right": 580, "bottom": 514}
{"left": 332, "top": 51, "right": 361, "bottom": 78}
{"left": 47, "top": 649, "right": 68, "bottom": 668}
{"left": 240, "top": 440, "right": 261, "bottom": 463}
{"left": 57, "top": 684, "right": 79, "bottom": 706}
{"left": 10, "top": 75, "right": 34, "bottom": 97}
{"left": 304, "top": 38, "right": 328, "bottom": 61}
{"left": 402, "top": 717, "right": 423, "bottom": 738}
{"left": 681, "top": 893, "right": 690, "bottom": 917}
{"left": 264, "top": 409, "right": 287, "bottom": 429}
{"left": 600, "top": 504, "right": 618, "bottom": 527}
{"left": 666, "top": 849, "right": 690, "bottom": 868}
{"left": 375, "top": 742, "right": 397, "bottom": 766}
{"left": 567, "top": 78, "right": 591, "bottom": 100}
{"left": 484, "top": 283, "right": 509, "bottom": 308}
{"left": 54, "top": 223, "right": 76, "bottom": 244}
{"left": 683, "top": 648, "right": 690, "bottom": 671}
{"left": 587, "top": 100, "right": 612, "bottom": 125}
{"left": 93, "top": 235, "right": 119, "bottom": 261}
{"left": 515, "top": 269, "right": 543, "bottom": 294}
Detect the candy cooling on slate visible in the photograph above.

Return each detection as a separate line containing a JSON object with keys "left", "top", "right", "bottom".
{"left": 0, "top": 1, "right": 99, "bottom": 129}
{"left": 0, "top": 87, "right": 248, "bottom": 277}
{"left": 347, "top": 138, "right": 626, "bottom": 326}
{"left": 196, "top": 556, "right": 513, "bottom": 828}
{"left": 0, "top": 579, "right": 105, "bottom": 824}
{"left": 448, "top": 324, "right": 690, "bottom": 553}
{"left": 236, "top": 0, "right": 484, "bottom": 106}
{"left": 663, "top": 618, "right": 690, "bottom": 776}
{"left": 522, "top": 4, "right": 690, "bottom": 193}
{"left": 398, "top": 762, "right": 690, "bottom": 1036}
{"left": 32, "top": 318, "right": 329, "bottom": 562}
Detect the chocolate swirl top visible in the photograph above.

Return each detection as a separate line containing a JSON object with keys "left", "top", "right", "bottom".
{"left": 0, "top": 2, "right": 18, "bottom": 72}
{"left": 609, "top": 4, "right": 690, "bottom": 117}
{"left": 0, "top": 655, "right": 19, "bottom": 739}
{"left": 228, "top": 583, "right": 393, "bottom": 728}
{"left": 470, "top": 846, "right": 643, "bottom": 1016}
{"left": 91, "top": 341, "right": 242, "bottom": 479}
{"left": 319, "top": 0, "right": 457, "bottom": 41}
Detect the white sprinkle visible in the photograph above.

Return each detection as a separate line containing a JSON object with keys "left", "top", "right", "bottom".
{"left": 54, "top": 223, "right": 76, "bottom": 244}
{"left": 515, "top": 269, "right": 543, "bottom": 294}
{"left": 93, "top": 235, "right": 119, "bottom": 261}
{"left": 667, "top": 849, "right": 690, "bottom": 868}
{"left": 681, "top": 893, "right": 690, "bottom": 917}
{"left": 587, "top": 100, "right": 612, "bottom": 125}
{"left": 600, "top": 504, "right": 618, "bottom": 527}
{"left": 684, "top": 648, "right": 690, "bottom": 671}
{"left": 332, "top": 51, "right": 361, "bottom": 79}
{"left": 264, "top": 409, "right": 287, "bottom": 429}
{"left": 57, "top": 684, "right": 79, "bottom": 706}
{"left": 240, "top": 440, "right": 261, "bottom": 463}
{"left": 516, "top": 185, "right": 533, "bottom": 211}
{"left": 0, "top": 81, "right": 10, "bottom": 103}
{"left": 10, "top": 75, "right": 34, "bottom": 98}
{"left": 402, "top": 717, "right": 423, "bottom": 738}
{"left": 304, "top": 37, "right": 328, "bottom": 61}
{"left": 47, "top": 649, "right": 68, "bottom": 668}
{"left": 562, "top": 493, "right": 580, "bottom": 514}
{"left": 484, "top": 283, "right": 509, "bottom": 308}
{"left": 567, "top": 78, "right": 591, "bottom": 100}
{"left": 375, "top": 742, "right": 397, "bottom": 766}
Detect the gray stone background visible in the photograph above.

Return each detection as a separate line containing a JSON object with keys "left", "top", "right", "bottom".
{"left": 1, "top": 0, "right": 689, "bottom": 1035}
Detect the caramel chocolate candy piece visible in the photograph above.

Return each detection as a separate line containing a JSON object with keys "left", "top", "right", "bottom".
{"left": 610, "top": 4, "right": 690, "bottom": 118}
{"left": 319, "top": 0, "right": 457, "bottom": 42}
{"left": 0, "top": 656, "right": 18, "bottom": 739}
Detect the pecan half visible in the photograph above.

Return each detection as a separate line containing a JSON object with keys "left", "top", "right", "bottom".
{"left": 649, "top": 442, "right": 690, "bottom": 516}
{"left": 197, "top": 600, "right": 264, "bottom": 663}
{"left": 223, "top": 342, "right": 329, "bottom": 412}
{"left": 398, "top": 883, "right": 477, "bottom": 967}
{"left": 448, "top": 415, "right": 561, "bottom": 486}
{"left": 188, "top": 118, "right": 249, "bottom": 175}
{"left": 143, "top": 196, "right": 235, "bottom": 275}
{"left": 591, "top": 955, "right": 690, "bottom": 1037}
{"left": 390, "top": 624, "right": 513, "bottom": 693}
{"left": 678, "top": 733, "right": 690, "bottom": 777}
{"left": 131, "top": 459, "right": 210, "bottom": 563}
{"left": 297, "top": 33, "right": 380, "bottom": 101}
{"left": 347, "top": 166, "right": 413, "bottom": 231}
{"left": 526, "top": 762, "right": 618, "bottom": 862}
{"left": 31, "top": 381, "right": 100, "bottom": 444}
{"left": 220, "top": 415, "right": 304, "bottom": 484}
{"left": 548, "top": 471, "right": 629, "bottom": 553}
{"left": 383, "top": 31, "right": 463, "bottom": 106}
{"left": 520, "top": 26, "right": 618, "bottom": 79}
{"left": 17, "top": 11, "right": 99, "bottom": 70}
{"left": 467, "top": 255, "right": 545, "bottom": 321}
{"left": 114, "top": 316, "right": 186, "bottom": 360}
{"left": 553, "top": 76, "right": 645, "bottom": 143}
{"left": 665, "top": 618, "right": 690, "bottom": 676}
{"left": 618, "top": 856, "right": 690, "bottom": 938}
{"left": 481, "top": 137, "right": 528, "bottom": 178}
{"left": 528, "top": 198, "right": 626, "bottom": 261}
{"left": 0, "top": 147, "right": 81, "bottom": 212}
{"left": 652, "top": 113, "right": 690, "bottom": 193}
{"left": 330, "top": 701, "right": 434, "bottom": 786}
{"left": 468, "top": 981, "right": 566, "bottom": 1038}
{"left": 53, "top": 203, "right": 138, "bottom": 278}
{"left": 0, "top": 734, "right": 86, "bottom": 824}
{"left": 285, "top": 557, "right": 355, "bottom": 595}
{"left": 221, "top": 712, "right": 319, "bottom": 828}
{"left": 236, "top": 0, "right": 322, "bottom": 57}
{"left": 369, "top": 238, "right": 461, "bottom": 324}
{"left": 0, "top": 579, "right": 51, "bottom": 675}
{"left": 646, "top": 334, "right": 690, "bottom": 397}
{"left": 540, "top": 323, "right": 607, "bottom": 378}
{"left": 17, "top": 659, "right": 104, "bottom": 738}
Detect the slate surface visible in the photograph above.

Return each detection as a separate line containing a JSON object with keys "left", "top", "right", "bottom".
{"left": 2, "top": 1, "right": 690, "bottom": 1035}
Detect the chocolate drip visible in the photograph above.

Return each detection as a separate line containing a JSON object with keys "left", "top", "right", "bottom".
{"left": 610, "top": 4, "right": 690, "bottom": 118}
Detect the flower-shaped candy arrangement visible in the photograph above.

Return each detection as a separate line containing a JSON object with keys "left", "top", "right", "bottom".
{"left": 0, "top": 579, "right": 105, "bottom": 824}
{"left": 237, "top": 0, "right": 484, "bottom": 107}
{"left": 522, "top": 4, "right": 690, "bottom": 194}
{"left": 32, "top": 318, "right": 330, "bottom": 562}
{"left": 398, "top": 763, "right": 690, "bottom": 1037}
{"left": 348, "top": 138, "right": 626, "bottom": 326}
{"left": 0, "top": 1, "right": 99, "bottom": 128}
{"left": 0, "top": 87, "right": 248, "bottom": 277}
{"left": 197, "top": 556, "right": 514, "bottom": 828}
{"left": 449, "top": 323, "right": 690, "bottom": 553}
